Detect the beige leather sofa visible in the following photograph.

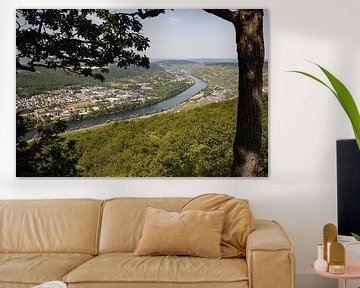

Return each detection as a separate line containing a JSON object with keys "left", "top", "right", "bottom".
{"left": 0, "top": 198, "right": 295, "bottom": 288}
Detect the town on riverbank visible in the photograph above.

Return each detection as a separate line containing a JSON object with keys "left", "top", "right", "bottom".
{"left": 16, "top": 65, "right": 194, "bottom": 125}
{"left": 16, "top": 61, "right": 268, "bottom": 134}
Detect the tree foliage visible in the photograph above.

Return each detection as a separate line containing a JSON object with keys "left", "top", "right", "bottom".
{"left": 16, "top": 9, "right": 164, "bottom": 81}
{"left": 67, "top": 99, "right": 237, "bottom": 176}
{"left": 16, "top": 115, "right": 82, "bottom": 177}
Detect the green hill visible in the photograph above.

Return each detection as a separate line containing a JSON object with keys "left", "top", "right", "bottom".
{"left": 16, "top": 64, "right": 167, "bottom": 98}
{"left": 67, "top": 99, "right": 236, "bottom": 176}
{"left": 16, "top": 68, "right": 98, "bottom": 98}
{"left": 188, "top": 63, "right": 239, "bottom": 96}
{"left": 66, "top": 97, "right": 268, "bottom": 177}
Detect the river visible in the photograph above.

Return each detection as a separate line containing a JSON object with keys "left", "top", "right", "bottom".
{"left": 26, "top": 74, "right": 207, "bottom": 139}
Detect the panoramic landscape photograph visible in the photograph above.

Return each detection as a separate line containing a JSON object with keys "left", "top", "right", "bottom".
{"left": 16, "top": 9, "right": 269, "bottom": 177}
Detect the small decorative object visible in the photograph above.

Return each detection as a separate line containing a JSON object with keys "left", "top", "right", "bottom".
{"left": 328, "top": 264, "right": 345, "bottom": 275}
{"left": 323, "top": 223, "right": 337, "bottom": 261}
{"left": 327, "top": 242, "right": 332, "bottom": 264}
{"left": 329, "top": 242, "right": 345, "bottom": 275}
{"left": 314, "top": 244, "right": 328, "bottom": 272}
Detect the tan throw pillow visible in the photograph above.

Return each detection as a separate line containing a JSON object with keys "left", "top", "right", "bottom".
{"left": 181, "top": 193, "right": 254, "bottom": 258}
{"left": 134, "top": 207, "right": 225, "bottom": 258}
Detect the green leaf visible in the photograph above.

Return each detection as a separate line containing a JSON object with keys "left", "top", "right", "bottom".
{"left": 354, "top": 128, "right": 360, "bottom": 150}
{"left": 289, "top": 70, "right": 337, "bottom": 98}
{"left": 351, "top": 232, "right": 360, "bottom": 241}
{"left": 290, "top": 64, "right": 360, "bottom": 150}
{"left": 316, "top": 65, "right": 360, "bottom": 147}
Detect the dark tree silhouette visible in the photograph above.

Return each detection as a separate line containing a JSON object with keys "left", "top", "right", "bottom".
{"left": 16, "top": 9, "right": 165, "bottom": 81}
{"left": 16, "top": 9, "right": 265, "bottom": 177}
{"left": 16, "top": 115, "right": 82, "bottom": 177}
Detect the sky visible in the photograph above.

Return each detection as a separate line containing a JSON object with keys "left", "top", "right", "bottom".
{"left": 139, "top": 9, "right": 269, "bottom": 60}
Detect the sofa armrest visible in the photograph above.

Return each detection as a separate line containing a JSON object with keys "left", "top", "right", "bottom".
{"left": 246, "top": 220, "right": 295, "bottom": 288}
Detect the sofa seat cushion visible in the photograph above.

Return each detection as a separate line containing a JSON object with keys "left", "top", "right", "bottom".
{"left": 0, "top": 253, "right": 93, "bottom": 285}
{"left": 64, "top": 253, "right": 248, "bottom": 285}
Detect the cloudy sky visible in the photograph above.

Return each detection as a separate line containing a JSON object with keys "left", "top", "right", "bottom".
{"left": 140, "top": 9, "right": 269, "bottom": 60}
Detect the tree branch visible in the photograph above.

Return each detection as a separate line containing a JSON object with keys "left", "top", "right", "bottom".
{"left": 112, "top": 9, "right": 165, "bottom": 19}
{"left": 203, "top": 9, "right": 235, "bottom": 23}
{"left": 16, "top": 60, "right": 35, "bottom": 72}
{"left": 136, "top": 9, "right": 166, "bottom": 19}
{"left": 38, "top": 9, "right": 45, "bottom": 34}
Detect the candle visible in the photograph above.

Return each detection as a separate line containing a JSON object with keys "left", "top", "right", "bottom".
{"left": 328, "top": 264, "right": 345, "bottom": 275}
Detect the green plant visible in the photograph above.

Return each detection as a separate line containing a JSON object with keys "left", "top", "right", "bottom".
{"left": 292, "top": 64, "right": 360, "bottom": 240}
{"left": 352, "top": 232, "right": 360, "bottom": 241}
{"left": 290, "top": 63, "right": 360, "bottom": 150}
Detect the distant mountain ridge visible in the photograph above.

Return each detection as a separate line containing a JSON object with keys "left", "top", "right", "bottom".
{"left": 152, "top": 58, "right": 238, "bottom": 65}
{"left": 152, "top": 59, "right": 197, "bottom": 65}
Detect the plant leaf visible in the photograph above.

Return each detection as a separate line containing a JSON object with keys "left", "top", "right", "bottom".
{"left": 351, "top": 232, "right": 360, "bottom": 241}
{"left": 289, "top": 70, "right": 337, "bottom": 99}
{"left": 354, "top": 127, "right": 360, "bottom": 150}
{"left": 290, "top": 64, "right": 360, "bottom": 150}
{"left": 316, "top": 64, "right": 360, "bottom": 150}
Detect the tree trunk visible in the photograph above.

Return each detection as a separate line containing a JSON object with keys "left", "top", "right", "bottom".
{"left": 231, "top": 10, "right": 264, "bottom": 176}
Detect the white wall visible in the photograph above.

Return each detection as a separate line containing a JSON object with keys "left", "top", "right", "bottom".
{"left": 1, "top": 0, "right": 360, "bottom": 287}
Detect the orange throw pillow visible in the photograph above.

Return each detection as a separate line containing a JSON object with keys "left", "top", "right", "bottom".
{"left": 181, "top": 194, "right": 254, "bottom": 258}
{"left": 134, "top": 207, "right": 225, "bottom": 258}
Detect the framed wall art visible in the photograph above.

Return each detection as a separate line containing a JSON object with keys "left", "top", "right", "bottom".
{"left": 16, "top": 9, "right": 269, "bottom": 177}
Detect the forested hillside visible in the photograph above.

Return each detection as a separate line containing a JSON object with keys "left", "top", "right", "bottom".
{"left": 66, "top": 96, "right": 268, "bottom": 177}
{"left": 67, "top": 99, "right": 236, "bottom": 176}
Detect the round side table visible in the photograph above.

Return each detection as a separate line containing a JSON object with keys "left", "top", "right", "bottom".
{"left": 311, "top": 242, "right": 360, "bottom": 288}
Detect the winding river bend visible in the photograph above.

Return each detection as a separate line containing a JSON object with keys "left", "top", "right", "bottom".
{"left": 67, "top": 74, "right": 207, "bottom": 131}
{"left": 26, "top": 74, "right": 207, "bottom": 139}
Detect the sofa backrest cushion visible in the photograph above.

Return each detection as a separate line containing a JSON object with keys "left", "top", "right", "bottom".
{"left": 181, "top": 194, "right": 254, "bottom": 258}
{"left": 0, "top": 199, "right": 102, "bottom": 254}
{"left": 99, "top": 198, "right": 189, "bottom": 253}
